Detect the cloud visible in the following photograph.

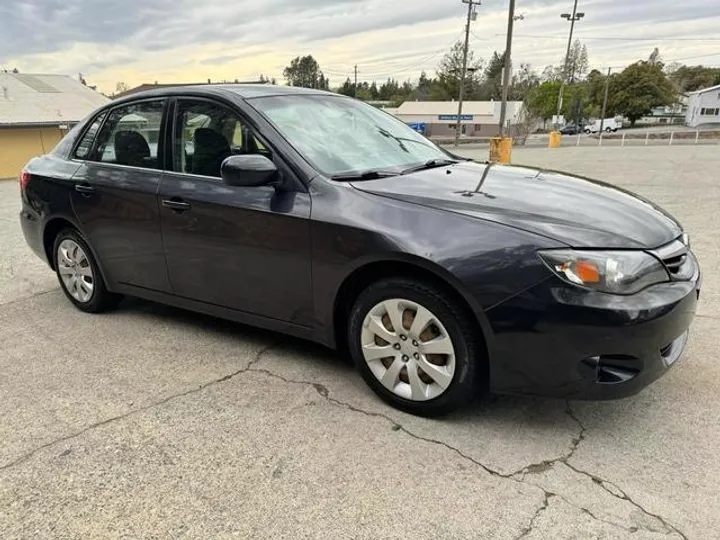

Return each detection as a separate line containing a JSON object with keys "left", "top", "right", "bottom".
{"left": 2, "top": 0, "right": 719, "bottom": 94}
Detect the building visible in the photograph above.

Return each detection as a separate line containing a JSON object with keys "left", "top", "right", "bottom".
{"left": 392, "top": 100, "right": 525, "bottom": 138}
{"left": 685, "top": 84, "right": 720, "bottom": 128}
{"left": 636, "top": 100, "right": 687, "bottom": 126}
{"left": 0, "top": 72, "right": 110, "bottom": 178}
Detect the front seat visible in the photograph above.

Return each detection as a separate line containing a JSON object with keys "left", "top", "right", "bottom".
{"left": 193, "top": 128, "right": 231, "bottom": 177}
{"left": 114, "top": 130, "right": 151, "bottom": 167}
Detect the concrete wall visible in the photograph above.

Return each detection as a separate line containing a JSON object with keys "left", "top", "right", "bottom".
{"left": 0, "top": 126, "right": 65, "bottom": 178}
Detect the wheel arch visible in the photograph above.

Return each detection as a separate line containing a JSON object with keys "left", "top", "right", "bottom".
{"left": 332, "top": 256, "right": 492, "bottom": 370}
{"left": 42, "top": 217, "right": 112, "bottom": 289}
{"left": 43, "top": 217, "right": 78, "bottom": 270}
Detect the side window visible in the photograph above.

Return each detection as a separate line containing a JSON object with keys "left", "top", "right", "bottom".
{"left": 174, "top": 100, "right": 267, "bottom": 178}
{"left": 74, "top": 112, "right": 106, "bottom": 159}
{"left": 89, "top": 100, "right": 165, "bottom": 169}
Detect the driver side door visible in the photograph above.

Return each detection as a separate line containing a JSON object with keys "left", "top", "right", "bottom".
{"left": 157, "top": 97, "right": 313, "bottom": 326}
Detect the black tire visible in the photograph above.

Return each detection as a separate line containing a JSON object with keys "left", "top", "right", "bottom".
{"left": 348, "top": 278, "right": 484, "bottom": 417}
{"left": 53, "top": 228, "right": 121, "bottom": 313}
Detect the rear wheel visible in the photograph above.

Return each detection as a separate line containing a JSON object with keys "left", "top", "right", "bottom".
{"left": 348, "top": 278, "right": 483, "bottom": 416}
{"left": 54, "top": 229, "right": 120, "bottom": 313}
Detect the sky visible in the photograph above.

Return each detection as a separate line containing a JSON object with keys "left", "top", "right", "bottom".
{"left": 1, "top": 0, "right": 719, "bottom": 94}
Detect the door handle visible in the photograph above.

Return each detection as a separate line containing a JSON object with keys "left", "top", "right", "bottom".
{"left": 162, "top": 198, "right": 191, "bottom": 212}
{"left": 74, "top": 183, "right": 95, "bottom": 195}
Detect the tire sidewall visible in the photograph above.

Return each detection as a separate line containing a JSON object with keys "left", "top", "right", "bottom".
{"left": 348, "top": 279, "right": 479, "bottom": 416}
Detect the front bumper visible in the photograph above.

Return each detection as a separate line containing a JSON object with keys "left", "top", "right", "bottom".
{"left": 485, "top": 274, "right": 700, "bottom": 400}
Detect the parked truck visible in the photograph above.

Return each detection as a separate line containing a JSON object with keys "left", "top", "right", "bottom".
{"left": 584, "top": 118, "right": 622, "bottom": 133}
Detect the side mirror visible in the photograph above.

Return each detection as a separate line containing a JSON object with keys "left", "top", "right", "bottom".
{"left": 220, "top": 155, "right": 279, "bottom": 187}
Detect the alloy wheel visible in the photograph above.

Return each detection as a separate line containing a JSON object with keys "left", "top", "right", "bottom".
{"left": 361, "top": 298, "right": 456, "bottom": 401}
{"left": 57, "top": 239, "right": 95, "bottom": 303}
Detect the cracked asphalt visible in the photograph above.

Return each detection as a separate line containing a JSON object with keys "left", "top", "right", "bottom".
{"left": 1, "top": 145, "right": 719, "bottom": 539}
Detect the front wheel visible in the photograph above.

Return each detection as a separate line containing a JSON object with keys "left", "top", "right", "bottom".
{"left": 348, "top": 278, "right": 483, "bottom": 416}
{"left": 54, "top": 229, "right": 121, "bottom": 313}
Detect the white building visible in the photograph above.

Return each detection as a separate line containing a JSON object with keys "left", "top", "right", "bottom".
{"left": 685, "top": 84, "right": 720, "bottom": 127}
{"left": 393, "top": 100, "right": 524, "bottom": 138}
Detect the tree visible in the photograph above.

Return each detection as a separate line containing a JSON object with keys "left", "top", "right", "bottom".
{"left": 648, "top": 47, "right": 662, "bottom": 66}
{"left": 541, "top": 65, "right": 563, "bottom": 82}
{"left": 259, "top": 74, "right": 277, "bottom": 85}
{"left": 510, "top": 63, "right": 540, "bottom": 101}
{"left": 667, "top": 64, "right": 720, "bottom": 93}
{"left": 435, "top": 41, "right": 484, "bottom": 100}
{"left": 283, "top": 55, "right": 328, "bottom": 89}
{"left": 565, "top": 40, "right": 589, "bottom": 81}
{"left": 476, "top": 51, "right": 505, "bottom": 100}
{"left": 526, "top": 81, "right": 563, "bottom": 127}
{"left": 613, "top": 60, "right": 676, "bottom": 126}
{"left": 337, "top": 77, "right": 355, "bottom": 97}
{"left": 115, "top": 81, "right": 129, "bottom": 94}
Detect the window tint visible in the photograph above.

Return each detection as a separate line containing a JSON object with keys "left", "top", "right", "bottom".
{"left": 174, "top": 100, "right": 268, "bottom": 178}
{"left": 74, "top": 112, "right": 106, "bottom": 159}
{"left": 90, "top": 100, "right": 165, "bottom": 169}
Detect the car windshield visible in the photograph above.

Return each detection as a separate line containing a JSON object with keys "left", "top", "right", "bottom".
{"left": 250, "top": 94, "right": 451, "bottom": 177}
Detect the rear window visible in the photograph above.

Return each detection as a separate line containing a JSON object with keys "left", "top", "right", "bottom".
{"left": 73, "top": 112, "right": 107, "bottom": 159}
{"left": 49, "top": 119, "right": 89, "bottom": 158}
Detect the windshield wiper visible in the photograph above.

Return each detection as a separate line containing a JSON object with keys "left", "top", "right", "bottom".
{"left": 377, "top": 127, "right": 437, "bottom": 153}
{"left": 401, "top": 158, "right": 459, "bottom": 175}
{"left": 331, "top": 169, "right": 399, "bottom": 181}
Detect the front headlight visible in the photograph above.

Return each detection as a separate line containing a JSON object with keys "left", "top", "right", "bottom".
{"left": 538, "top": 249, "right": 670, "bottom": 295}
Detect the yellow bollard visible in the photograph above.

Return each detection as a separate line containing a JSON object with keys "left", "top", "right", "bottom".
{"left": 548, "top": 131, "right": 562, "bottom": 149}
{"left": 489, "top": 137, "right": 513, "bottom": 163}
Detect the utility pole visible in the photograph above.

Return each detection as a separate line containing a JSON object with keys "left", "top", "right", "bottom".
{"left": 454, "top": 0, "right": 481, "bottom": 147}
{"left": 354, "top": 65, "right": 358, "bottom": 99}
{"left": 599, "top": 67, "right": 611, "bottom": 133}
{"left": 498, "top": 0, "right": 516, "bottom": 138}
{"left": 555, "top": 0, "right": 584, "bottom": 129}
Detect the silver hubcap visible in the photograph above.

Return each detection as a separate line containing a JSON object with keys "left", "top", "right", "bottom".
{"left": 361, "top": 299, "right": 456, "bottom": 402}
{"left": 57, "top": 239, "right": 94, "bottom": 303}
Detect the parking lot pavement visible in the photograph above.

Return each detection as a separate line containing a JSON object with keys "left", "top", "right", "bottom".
{"left": 1, "top": 146, "right": 719, "bottom": 539}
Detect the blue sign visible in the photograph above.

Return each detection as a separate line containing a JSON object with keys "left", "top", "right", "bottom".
{"left": 407, "top": 122, "right": 427, "bottom": 134}
{"left": 438, "top": 114, "right": 474, "bottom": 121}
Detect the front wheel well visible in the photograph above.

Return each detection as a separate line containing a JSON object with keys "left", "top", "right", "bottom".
{"left": 333, "top": 261, "right": 489, "bottom": 372}
{"left": 43, "top": 218, "right": 76, "bottom": 270}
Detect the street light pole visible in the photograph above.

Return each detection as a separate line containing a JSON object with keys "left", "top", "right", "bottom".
{"left": 454, "top": 0, "right": 481, "bottom": 148}
{"left": 498, "top": 0, "right": 516, "bottom": 138}
{"left": 555, "top": 0, "right": 584, "bottom": 129}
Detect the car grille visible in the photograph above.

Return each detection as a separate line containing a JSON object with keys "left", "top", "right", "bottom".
{"left": 651, "top": 239, "right": 697, "bottom": 281}
{"left": 663, "top": 253, "right": 687, "bottom": 275}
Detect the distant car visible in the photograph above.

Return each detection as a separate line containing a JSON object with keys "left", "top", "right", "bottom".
{"left": 559, "top": 123, "right": 584, "bottom": 135}
{"left": 19, "top": 85, "right": 700, "bottom": 416}
{"left": 585, "top": 118, "right": 621, "bottom": 133}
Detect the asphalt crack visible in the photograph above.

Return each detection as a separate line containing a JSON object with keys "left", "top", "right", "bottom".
{"left": 246, "top": 369, "right": 689, "bottom": 539}
{"left": 509, "top": 401, "right": 586, "bottom": 478}
{"left": 0, "top": 288, "right": 58, "bottom": 308}
{"left": 513, "top": 491, "right": 553, "bottom": 540}
{"left": 0, "top": 342, "right": 279, "bottom": 473}
{"left": 562, "top": 460, "right": 689, "bottom": 540}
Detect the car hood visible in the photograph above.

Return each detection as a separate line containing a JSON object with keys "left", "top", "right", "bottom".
{"left": 350, "top": 161, "right": 682, "bottom": 249}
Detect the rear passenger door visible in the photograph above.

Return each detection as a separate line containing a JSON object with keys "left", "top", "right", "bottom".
{"left": 70, "top": 99, "right": 171, "bottom": 292}
{"left": 157, "top": 98, "right": 313, "bottom": 325}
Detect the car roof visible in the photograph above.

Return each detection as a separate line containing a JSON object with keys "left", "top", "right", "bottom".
{"left": 110, "top": 83, "right": 339, "bottom": 106}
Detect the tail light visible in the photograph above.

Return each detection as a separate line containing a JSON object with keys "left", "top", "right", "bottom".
{"left": 20, "top": 170, "right": 30, "bottom": 190}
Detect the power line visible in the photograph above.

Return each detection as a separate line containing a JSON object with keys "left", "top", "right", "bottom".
{"left": 500, "top": 33, "right": 720, "bottom": 42}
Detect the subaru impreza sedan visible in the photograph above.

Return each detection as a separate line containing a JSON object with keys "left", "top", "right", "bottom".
{"left": 19, "top": 84, "right": 700, "bottom": 416}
